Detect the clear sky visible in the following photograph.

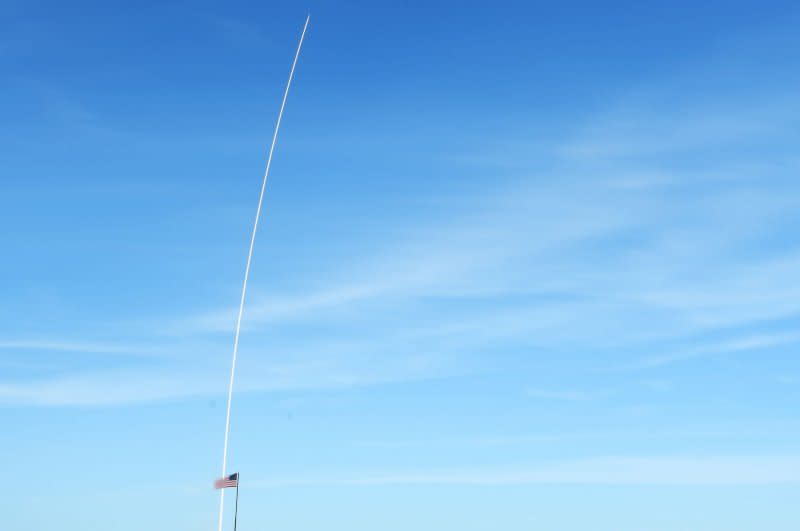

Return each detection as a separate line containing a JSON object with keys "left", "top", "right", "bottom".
{"left": 2, "top": 1, "right": 800, "bottom": 530}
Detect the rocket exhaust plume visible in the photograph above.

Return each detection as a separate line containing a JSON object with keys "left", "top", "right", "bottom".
{"left": 217, "top": 14, "right": 310, "bottom": 531}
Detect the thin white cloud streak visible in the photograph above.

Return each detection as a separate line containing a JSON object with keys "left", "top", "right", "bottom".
{"left": 353, "top": 419, "right": 800, "bottom": 449}
{"left": 635, "top": 330, "right": 800, "bottom": 368}
{"left": 560, "top": 104, "right": 800, "bottom": 159}
{"left": 0, "top": 339, "right": 156, "bottom": 356}
{"left": 246, "top": 456, "right": 800, "bottom": 487}
{"left": 353, "top": 434, "right": 606, "bottom": 449}
{"left": 0, "top": 300, "right": 572, "bottom": 406}
{"left": 0, "top": 342, "right": 458, "bottom": 406}
{"left": 175, "top": 283, "right": 382, "bottom": 334}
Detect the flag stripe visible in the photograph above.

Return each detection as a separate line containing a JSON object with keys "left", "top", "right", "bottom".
{"left": 214, "top": 473, "right": 240, "bottom": 489}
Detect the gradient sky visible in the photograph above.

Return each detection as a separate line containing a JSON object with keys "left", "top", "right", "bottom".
{"left": 3, "top": 1, "right": 800, "bottom": 530}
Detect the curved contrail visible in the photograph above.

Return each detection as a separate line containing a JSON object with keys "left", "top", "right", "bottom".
{"left": 217, "top": 15, "right": 310, "bottom": 531}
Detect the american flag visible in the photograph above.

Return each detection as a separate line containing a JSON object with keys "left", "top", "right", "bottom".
{"left": 214, "top": 472, "right": 239, "bottom": 489}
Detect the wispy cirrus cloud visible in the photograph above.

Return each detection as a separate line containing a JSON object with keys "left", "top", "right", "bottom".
{"left": 633, "top": 330, "right": 800, "bottom": 369}
{"left": 0, "top": 337, "right": 458, "bottom": 406}
{"left": 6, "top": 44, "right": 800, "bottom": 409}
{"left": 247, "top": 455, "right": 800, "bottom": 487}
{"left": 0, "top": 339, "right": 155, "bottom": 356}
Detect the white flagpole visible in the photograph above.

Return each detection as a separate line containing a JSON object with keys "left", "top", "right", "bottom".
{"left": 217, "top": 15, "right": 310, "bottom": 531}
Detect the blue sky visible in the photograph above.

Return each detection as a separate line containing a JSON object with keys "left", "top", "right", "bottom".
{"left": 2, "top": 1, "right": 800, "bottom": 529}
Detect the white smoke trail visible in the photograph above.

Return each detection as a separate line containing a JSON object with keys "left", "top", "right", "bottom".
{"left": 217, "top": 15, "right": 310, "bottom": 531}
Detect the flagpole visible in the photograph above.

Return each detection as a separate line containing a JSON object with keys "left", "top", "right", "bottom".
{"left": 217, "top": 14, "right": 310, "bottom": 531}
{"left": 233, "top": 477, "right": 239, "bottom": 531}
